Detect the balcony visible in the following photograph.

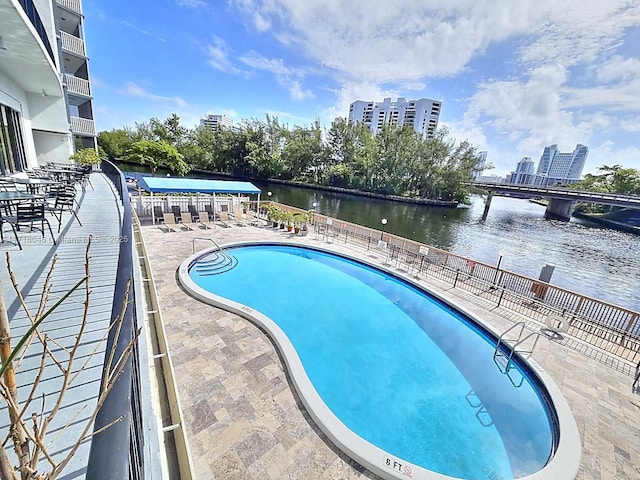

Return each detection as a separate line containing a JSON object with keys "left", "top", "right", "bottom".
{"left": 70, "top": 116, "right": 96, "bottom": 136}
{"left": 56, "top": 0, "right": 83, "bottom": 15}
{"left": 65, "top": 74, "right": 91, "bottom": 97}
{"left": 60, "top": 30, "right": 86, "bottom": 57}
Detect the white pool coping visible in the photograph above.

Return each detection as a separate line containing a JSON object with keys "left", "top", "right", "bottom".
{"left": 178, "top": 241, "right": 581, "bottom": 480}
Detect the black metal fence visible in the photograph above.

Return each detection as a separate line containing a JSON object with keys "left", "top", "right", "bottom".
{"left": 86, "top": 161, "right": 144, "bottom": 479}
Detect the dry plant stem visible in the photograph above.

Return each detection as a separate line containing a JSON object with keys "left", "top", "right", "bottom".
{"left": 0, "top": 444, "right": 17, "bottom": 480}
{"left": 27, "top": 239, "right": 93, "bottom": 474}
{"left": 0, "top": 281, "right": 30, "bottom": 480}
{"left": 6, "top": 254, "right": 63, "bottom": 373}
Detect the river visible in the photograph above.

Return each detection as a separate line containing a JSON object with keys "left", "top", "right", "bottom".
{"left": 120, "top": 164, "right": 639, "bottom": 312}
{"left": 252, "top": 181, "right": 640, "bottom": 312}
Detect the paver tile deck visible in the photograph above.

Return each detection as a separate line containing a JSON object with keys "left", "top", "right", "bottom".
{"left": 140, "top": 222, "right": 640, "bottom": 480}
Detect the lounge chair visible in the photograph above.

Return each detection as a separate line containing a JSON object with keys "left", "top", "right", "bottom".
{"left": 218, "top": 211, "right": 239, "bottom": 227}
{"left": 180, "top": 212, "right": 195, "bottom": 230}
{"left": 197, "top": 212, "right": 213, "bottom": 229}
{"left": 245, "top": 210, "right": 265, "bottom": 227}
{"left": 231, "top": 208, "right": 250, "bottom": 227}
{"left": 161, "top": 213, "right": 176, "bottom": 232}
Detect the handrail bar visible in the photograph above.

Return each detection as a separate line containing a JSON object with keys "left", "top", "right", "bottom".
{"left": 192, "top": 237, "right": 232, "bottom": 263}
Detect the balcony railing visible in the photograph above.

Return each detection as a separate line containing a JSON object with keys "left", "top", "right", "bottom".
{"left": 65, "top": 74, "right": 91, "bottom": 97}
{"left": 70, "top": 116, "right": 96, "bottom": 136}
{"left": 60, "top": 30, "right": 86, "bottom": 57}
{"left": 56, "top": 0, "right": 82, "bottom": 15}
{"left": 18, "top": 0, "right": 56, "bottom": 63}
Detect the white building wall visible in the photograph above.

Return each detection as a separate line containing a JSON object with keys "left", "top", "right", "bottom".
{"left": 0, "top": 71, "right": 39, "bottom": 169}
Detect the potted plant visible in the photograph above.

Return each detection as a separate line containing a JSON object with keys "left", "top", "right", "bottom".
{"left": 69, "top": 148, "right": 101, "bottom": 171}
{"left": 283, "top": 211, "right": 294, "bottom": 232}
{"left": 267, "top": 205, "right": 280, "bottom": 227}
{"left": 241, "top": 200, "right": 250, "bottom": 213}
{"left": 293, "top": 213, "right": 306, "bottom": 234}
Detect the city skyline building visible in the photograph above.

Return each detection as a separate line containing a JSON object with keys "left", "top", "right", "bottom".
{"left": 505, "top": 144, "right": 589, "bottom": 185}
{"left": 200, "top": 113, "right": 233, "bottom": 131}
{"left": 0, "top": 0, "right": 97, "bottom": 174}
{"left": 535, "top": 144, "right": 588, "bottom": 186}
{"left": 472, "top": 151, "right": 488, "bottom": 180}
{"left": 348, "top": 97, "right": 442, "bottom": 138}
{"left": 509, "top": 157, "right": 536, "bottom": 184}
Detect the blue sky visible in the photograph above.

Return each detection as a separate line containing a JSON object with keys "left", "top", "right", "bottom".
{"left": 85, "top": 0, "right": 640, "bottom": 177}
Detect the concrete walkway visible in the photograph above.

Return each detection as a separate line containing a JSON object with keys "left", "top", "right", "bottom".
{"left": 140, "top": 222, "right": 640, "bottom": 480}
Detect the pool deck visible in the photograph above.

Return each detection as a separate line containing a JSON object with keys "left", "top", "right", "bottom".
{"left": 139, "top": 222, "right": 640, "bottom": 480}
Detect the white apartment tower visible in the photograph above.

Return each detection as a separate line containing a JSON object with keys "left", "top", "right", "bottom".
{"left": 348, "top": 97, "right": 442, "bottom": 138}
{"left": 0, "top": 0, "right": 97, "bottom": 174}
{"left": 535, "top": 144, "right": 588, "bottom": 186}
{"left": 200, "top": 114, "right": 233, "bottom": 131}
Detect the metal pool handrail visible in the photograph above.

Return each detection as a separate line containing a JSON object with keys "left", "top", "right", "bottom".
{"left": 192, "top": 236, "right": 232, "bottom": 264}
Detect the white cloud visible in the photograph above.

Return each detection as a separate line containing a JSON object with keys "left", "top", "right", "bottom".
{"left": 587, "top": 141, "right": 640, "bottom": 172}
{"left": 239, "top": 51, "right": 314, "bottom": 101}
{"left": 176, "top": 0, "right": 206, "bottom": 7}
{"left": 205, "top": 37, "right": 252, "bottom": 78}
{"left": 119, "top": 82, "right": 188, "bottom": 108}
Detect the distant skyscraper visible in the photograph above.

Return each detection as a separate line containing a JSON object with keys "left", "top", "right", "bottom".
{"left": 509, "top": 157, "right": 536, "bottom": 184}
{"left": 348, "top": 97, "right": 442, "bottom": 138}
{"left": 200, "top": 114, "right": 233, "bottom": 131}
{"left": 472, "top": 151, "right": 488, "bottom": 180}
{"left": 535, "top": 144, "right": 588, "bottom": 186}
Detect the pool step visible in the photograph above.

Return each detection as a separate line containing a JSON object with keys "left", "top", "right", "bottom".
{"left": 195, "top": 253, "right": 238, "bottom": 275}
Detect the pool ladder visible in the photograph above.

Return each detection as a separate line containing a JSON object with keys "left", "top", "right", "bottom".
{"left": 192, "top": 237, "right": 238, "bottom": 275}
{"left": 493, "top": 322, "right": 540, "bottom": 388}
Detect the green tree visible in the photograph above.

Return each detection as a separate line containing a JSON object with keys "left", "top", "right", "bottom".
{"left": 125, "top": 140, "right": 189, "bottom": 176}
{"left": 97, "top": 129, "right": 135, "bottom": 160}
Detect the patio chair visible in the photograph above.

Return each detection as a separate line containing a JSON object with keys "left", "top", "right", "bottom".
{"left": 1, "top": 202, "right": 56, "bottom": 250}
{"left": 197, "top": 212, "right": 213, "bottom": 229}
{"left": 161, "top": 213, "right": 176, "bottom": 232}
{"left": 171, "top": 205, "right": 181, "bottom": 223}
{"left": 153, "top": 206, "right": 164, "bottom": 224}
{"left": 204, "top": 204, "right": 215, "bottom": 220}
{"left": 44, "top": 186, "right": 81, "bottom": 232}
{"left": 188, "top": 205, "right": 198, "bottom": 222}
{"left": 180, "top": 212, "right": 195, "bottom": 230}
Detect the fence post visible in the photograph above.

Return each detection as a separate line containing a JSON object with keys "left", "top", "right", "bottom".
{"left": 497, "top": 286, "right": 506, "bottom": 307}
{"left": 454, "top": 269, "right": 460, "bottom": 288}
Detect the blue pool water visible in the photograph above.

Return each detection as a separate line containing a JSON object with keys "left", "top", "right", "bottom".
{"left": 189, "top": 245, "right": 556, "bottom": 480}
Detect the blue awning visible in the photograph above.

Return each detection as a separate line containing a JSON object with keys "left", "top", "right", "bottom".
{"left": 138, "top": 177, "right": 261, "bottom": 194}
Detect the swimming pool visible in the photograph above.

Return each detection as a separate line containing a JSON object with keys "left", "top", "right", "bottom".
{"left": 179, "top": 243, "right": 581, "bottom": 480}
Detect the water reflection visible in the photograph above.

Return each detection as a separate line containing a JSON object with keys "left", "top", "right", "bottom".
{"left": 254, "top": 181, "right": 640, "bottom": 311}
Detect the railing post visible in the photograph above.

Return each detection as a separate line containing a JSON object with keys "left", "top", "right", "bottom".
{"left": 454, "top": 269, "right": 460, "bottom": 288}
{"left": 497, "top": 286, "right": 506, "bottom": 307}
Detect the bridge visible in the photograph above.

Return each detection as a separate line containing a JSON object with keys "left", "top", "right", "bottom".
{"left": 472, "top": 182, "right": 640, "bottom": 221}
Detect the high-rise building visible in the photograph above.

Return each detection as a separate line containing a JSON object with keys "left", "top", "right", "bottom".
{"left": 535, "top": 144, "right": 588, "bottom": 186}
{"left": 472, "top": 151, "right": 488, "bottom": 180}
{"left": 348, "top": 97, "right": 442, "bottom": 138}
{"left": 0, "top": 0, "right": 97, "bottom": 174}
{"left": 509, "top": 157, "right": 536, "bottom": 184}
{"left": 200, "top": 114, "right": 233, "bottom": 131}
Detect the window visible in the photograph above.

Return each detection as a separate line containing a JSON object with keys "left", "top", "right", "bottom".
{"left": 0, "top": 104, "right": 26, "bottom": 175}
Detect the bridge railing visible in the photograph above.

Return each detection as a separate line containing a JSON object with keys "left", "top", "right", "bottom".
{"left": 267, "top": 204, "right": 640, "bottom": 367}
